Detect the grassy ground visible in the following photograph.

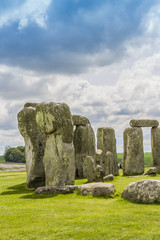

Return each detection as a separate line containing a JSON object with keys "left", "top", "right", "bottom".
{"left": 117, "top": 152, "right": 151, "bottom": 167}
{"left": 1, "top": 171, "right": 160, "bottom": 239}
{"left": 0, "top": 155, "right": 5, "bottom": 163}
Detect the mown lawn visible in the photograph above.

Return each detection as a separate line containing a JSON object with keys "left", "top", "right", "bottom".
{"left": 117, "top": 152, "right": 152, "bottom": 167}
{"left": 0, "top": 155, "right": 5, "bottom": 163}
{"left": 1, "top": 171, "right": 160, "bottom": 240}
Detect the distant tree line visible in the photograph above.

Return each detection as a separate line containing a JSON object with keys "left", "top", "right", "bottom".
{"left": 4, "top": 146, "right": 25, "bottom": 163}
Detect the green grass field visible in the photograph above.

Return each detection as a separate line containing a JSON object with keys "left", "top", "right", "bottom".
{"left": 1, "top": 170, "right": 160, "bottom": 240}
{"left": 0, "top": 155, "right": 5, "bottom": 163}
{"left": 117, "top": 152, "right": 152, "bottom": 167}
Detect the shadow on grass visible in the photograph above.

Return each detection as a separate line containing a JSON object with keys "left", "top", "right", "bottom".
{"left": 1, "top": 182, "right": 64, "bottom": 199}
{"left": 1, "top": 183, "right": 34, "bottom": 195}
{"left": 20, "top": 193, "right": 57, "bottom": 199}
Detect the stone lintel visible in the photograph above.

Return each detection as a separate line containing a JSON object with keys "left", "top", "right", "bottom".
{"left": 72, "top": 115, "right": 90, "bottom": 126}
{"left": 130, "top": 119, "right": 159, "bottom": 128}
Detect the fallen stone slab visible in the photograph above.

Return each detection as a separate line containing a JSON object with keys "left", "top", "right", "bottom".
{"left": 77, "top": 182, "right": 115, "bottom": 197}
{"left": 122, "top": 180, "right": 160, "bottom": 203}
{"left": 35, "top": 185, "right": 77, "bottom": 195}
{"left": 143, "top": 167, "right": 157, "bottom": 176}
{"left": 72, "top": 115, "right": 90, "bottom": 126}
{"left": 130, "top": 119, "right": 159, "bottom": 128}
{"left": 103, "top": 174, "right": 114, "bottom": 181}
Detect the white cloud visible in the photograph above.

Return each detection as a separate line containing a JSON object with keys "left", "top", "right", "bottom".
{"left": 0, "top": 0, "right": 51, "bottom": 29}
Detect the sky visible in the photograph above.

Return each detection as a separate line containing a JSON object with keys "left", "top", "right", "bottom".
{"left": 0, "top": 0, "right": 160, "bottom": 154}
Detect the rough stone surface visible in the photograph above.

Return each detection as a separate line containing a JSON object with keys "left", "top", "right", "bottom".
{"left": 95, "top": 149, "right": 103, "bottom": 165}
{"left": 103, "top": 174, "right": 114, "bottom": 181}
{"left": 130, "top": 119, "right": 159, "bottom": 128}
{"left": 72, "top": 115, "right": 90, "bottom": 126}
{"left": 24, "top": 102, "right": 38, "bottom": 108}
{"left": 35, "top": 185, "right": 77, "bottom": 195}
{"left": 86, "top": 156, "right": 96, "bottom": 182}
{"left": 36, "top": 102, "right": 75, "bottom": 186}
{"left": 97, "top": 127, "right": 119, "bottom": 176}
{"left": 74, "top": 125, "right": 95, "bottom": 178}
{"left": 95, "top": 164, "right": 103, "bottom": 182}
{"left": 104, "top": 151, "right": 119, "bottom": 176}
{"left": 123, "top": 127, "right": 144, "bottom": 175}
{"left": 77, "top": 182, "right": 115, "bottom": 197}
{"left": 122, "top": 180, "right": 160, "bottom": 203}
{"left": 151, "top": 127, "right": 160, "bottom": 173}
{"left": 17, "top": 105, "right": 46, "bottom": 188}
{"left": 143, "top": 167, "right": 157, "bottom": 176}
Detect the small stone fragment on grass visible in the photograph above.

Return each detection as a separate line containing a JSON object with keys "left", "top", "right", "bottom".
{"left": 143, "top": 167, "right": 157, "bottom": 176}
{"left": 77, "top": 182, "right": 115, "bottom": 197}
{"left": 103, "top": 174, "right": 114, "bottom": 181}
{"left": 35, "top": 185, "right": 78, "bottom": 195}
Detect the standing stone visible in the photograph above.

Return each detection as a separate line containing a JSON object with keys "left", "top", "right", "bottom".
{"left": 74, "top": 125, "right": 96, "bottom": 178}
{"left": 151, "top": 127, "right": 160, "bottom": 173}
{"left": 95, "top": 165, "right": 103, "bottom": 182}
{"left": 86, "top": 156, "right": 96, "bottom": 182}
{"left": 95, "top": 149, "right": 103, "bottom": 165}
{"left": 36, "top": 102, "right": 75, "bottom": 186}
{"left": 97, "top": 127, "right": 119, "bottom": 176}
{"left": 104, "top": 151, "right": 118, "bottom": 176}
{"left": 123, "top": 127, "right": 144, "bottom": 175}
{"left": 17, "top": 104, "right": 46, "bottom": 188}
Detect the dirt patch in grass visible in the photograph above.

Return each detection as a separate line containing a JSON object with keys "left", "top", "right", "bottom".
{"left": 0, "top": 163, "right": 26, "bottom": 172}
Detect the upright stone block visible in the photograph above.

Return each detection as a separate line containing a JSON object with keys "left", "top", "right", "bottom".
{"left": 123, "top": 127, "right": 144, "bottom": 175}
{"left": 104, "top": 151, "right": 118, "bottom": 176}
{"left": 151, "top": 127, "right": 160, "bottom": 173}
{"left": 36, "top": 102, "right": 75, "bottom": 186}
{"left": 86, "top": 156, "right": 96, "bottom": 182}
{"left": 17, "top": 105, "right": 46, "bottom": 188}
{"left": 95, "top": 149, "right": 103, "bottom": 165}
{"left": 97, "top": 127, "right": 119, "bottom": 176}
{"left": 74, "top": 125, "right": 96, "bottom": 178}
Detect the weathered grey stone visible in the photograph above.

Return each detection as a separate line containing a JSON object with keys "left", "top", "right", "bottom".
{"left": 74, "top": 125, "right": 95, "bottom": 178}
{"left": 97, "top": 127, "right": 119, "bottom": 176}
{"left": 95, "top": 149, "right": 103, "bottom": 166}
{"left": 77, "top": 182, "right": 115, "bottom": 197}
{"left": 95, "top": 164, "right": 103, "bottom": 182}
{"left": 122, "top": 180, "right": 160, "bottom": 203}
{"left": 36, "top": 102, "right": 75, "bottom": 186}
{"left": 130, "top": 119, "right": 159, "bottom": 128}
{"left": 86, "top": 156, "right": 96, "bottom": 182}
{"left": 143, "top": 167, "right": 157, "bottom": 176}
{"left": 24, "top": 102, "right": 38, "bottom": 108}
{"left": 103, "top": 174, "right": 114, "bottom": 181}
{"left": 35, "top": 185, "right": 77, "bottom": 195}
{"left": 72, "top": 115, "right": 90, "bottom": 126}
{"left": 123, "top": 127, "right": 144, "bottom": 175}
{"left": 17, "top": 106, "right": 46, "bottom": 188}
{"left": 151, "top": 127, "right": 160, "bottom": 173}
{"left": 104, "top": 151, "right": 119, "bottom": 176}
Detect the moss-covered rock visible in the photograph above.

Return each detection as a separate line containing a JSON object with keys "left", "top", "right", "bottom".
{"left": 151, "top": 127, "right": 160, "bottom": 173}
{"left": 74, "top": 125, "right": 96, "bottom": 178}
{"left": 122, "top": 180, "right": 160, "bottom": 203}
{"left": 123, "top": 127, "right": 144, "bottom": 175}
{"left": 36, "top": 102, "right": 75, "bottom": 186}
{"left": 72, "top": 115, "right": 90, "bottom": 126}
{"left": 17, "top": 106, "right": 46, "bottom": 188}
{"left": 97, "top": 127, "right": 119, "bottom": 176}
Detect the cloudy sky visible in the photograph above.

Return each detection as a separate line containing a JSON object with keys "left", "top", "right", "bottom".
{"left": 0, "top": 0, "right": 160, "bottom": 154}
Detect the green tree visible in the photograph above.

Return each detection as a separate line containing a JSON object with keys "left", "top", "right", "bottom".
{"left": 4, "top": 146, "right": 25, "bottom": 163}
